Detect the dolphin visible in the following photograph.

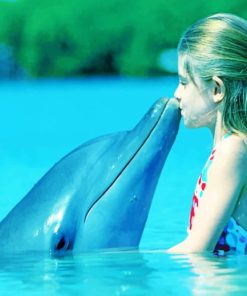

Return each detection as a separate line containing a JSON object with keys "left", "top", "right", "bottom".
{"left": 0, "top": 98, "right": 180, "bottom": 255}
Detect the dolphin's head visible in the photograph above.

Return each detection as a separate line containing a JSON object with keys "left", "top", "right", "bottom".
{"left": 0, "top": 98, "right": 180, "bottom": 255}
{"left": 49, "top": 98, "right": 181, "bottom": 255}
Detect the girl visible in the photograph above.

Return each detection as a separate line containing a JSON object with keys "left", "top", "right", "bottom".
{"left": 168, "top": 13, "right": 247, "bottom": 255}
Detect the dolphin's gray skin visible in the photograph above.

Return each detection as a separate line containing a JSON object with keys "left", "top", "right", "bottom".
{"left": 0, "top": 98, "right": 180, "bottom": 255}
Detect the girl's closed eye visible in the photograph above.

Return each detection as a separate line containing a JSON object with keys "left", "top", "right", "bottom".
{"left": 179, "top": 80, "right": 187, "bottom": 86}
{"left": 179, "top": 75, "right": 188, "bottom": 86}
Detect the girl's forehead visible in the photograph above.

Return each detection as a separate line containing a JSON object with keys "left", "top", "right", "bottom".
{"left": 178, "top": 54, "right": 190, "bottom": 80}
{"left": 177, "top": 54, "right": 208, "bottom": 89}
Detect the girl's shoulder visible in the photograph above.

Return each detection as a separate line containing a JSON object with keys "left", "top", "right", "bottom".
{"left": 215, "top": 132, "right": 247, "bottom": 174}
{"left": 222, "top": 133, "right": 247, "bottom": 153}
{"left": 206, "top": 133, "right": 247, "bottom": 196}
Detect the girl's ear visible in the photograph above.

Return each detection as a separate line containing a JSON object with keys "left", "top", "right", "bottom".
{"left": 212, "top": 76, "right": 225, "bottom": 103}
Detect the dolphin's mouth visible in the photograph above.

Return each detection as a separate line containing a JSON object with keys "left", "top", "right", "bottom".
{"left": 84, "top": 99, "right": 171, "bottom": 222}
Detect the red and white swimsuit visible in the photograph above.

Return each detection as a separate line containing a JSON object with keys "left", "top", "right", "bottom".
{"left": 188, "top": 133, "right": 247, "bottom": 255}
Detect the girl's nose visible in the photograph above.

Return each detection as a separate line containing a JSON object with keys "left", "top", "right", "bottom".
{"left": 174, "top": 85, "right": 181, "bottom": 102}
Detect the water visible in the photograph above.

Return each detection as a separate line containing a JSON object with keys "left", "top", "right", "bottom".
{"left": 1, "top": 251, "right": 247, "bottom": 296}
{"left": 1, "top": 77, "right": 245, "bottom": 295}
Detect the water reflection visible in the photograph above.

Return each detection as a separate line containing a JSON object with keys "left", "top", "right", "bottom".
{"left": 172, "top": 253, "right": 247, "bottom": 295}
{"left": 1, "top": 250, "right": 247, "bottom": 295}
{"left": 0, "top": 251, "right": 158, "bottom": 295}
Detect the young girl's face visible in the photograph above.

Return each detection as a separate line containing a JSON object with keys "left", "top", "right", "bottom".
{"left": 174, "top": 55, "right": 217, "bottom": 129}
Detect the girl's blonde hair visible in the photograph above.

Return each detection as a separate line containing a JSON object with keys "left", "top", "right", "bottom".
{"left": 178, "top": 13, "right": 247, "bottom": 135}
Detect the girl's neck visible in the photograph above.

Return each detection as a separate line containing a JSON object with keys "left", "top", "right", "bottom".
{"left": 209, "top": 111, "right": 227, "bottom": 147}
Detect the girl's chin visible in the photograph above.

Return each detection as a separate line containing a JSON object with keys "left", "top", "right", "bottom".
{"left": 183, "top": 120, "right": 195, "bottom": 128}
{"left": 183, "top": 116, "right": 201, "bottom": 128}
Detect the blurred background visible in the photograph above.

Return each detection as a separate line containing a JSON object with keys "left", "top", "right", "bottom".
{"left": 0, "top": 0, "right": 247, "bottom": 79}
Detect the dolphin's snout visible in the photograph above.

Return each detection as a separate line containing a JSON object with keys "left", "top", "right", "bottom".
{"left": 168, "top": 97, "right": 180, "bottom": 110}
{"left": 156, "top": 97, "right": 180, "bottom": 113}
{"left": 159, "top": 97, "right": 180, "bottom": 110}
{"left": 162, "top": 98, "right": 181, "bottom": 121}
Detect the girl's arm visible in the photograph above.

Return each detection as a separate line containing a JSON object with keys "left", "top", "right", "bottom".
{"left": 167, "top": 135, "right": 247, "bottom": 254}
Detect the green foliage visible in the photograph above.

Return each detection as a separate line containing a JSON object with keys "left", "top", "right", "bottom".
{"left": 0, "top": 0, "right": 247, "bottom": 77}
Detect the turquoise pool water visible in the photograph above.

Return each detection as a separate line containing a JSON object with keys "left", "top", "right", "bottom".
{"left": 1, "top": 77, "right": 246, "bottom": 295}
